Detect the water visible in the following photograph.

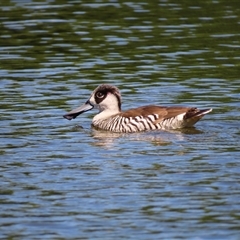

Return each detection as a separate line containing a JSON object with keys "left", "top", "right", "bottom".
{"left": 1, "top": 0, "right": 240, "bottom": 239}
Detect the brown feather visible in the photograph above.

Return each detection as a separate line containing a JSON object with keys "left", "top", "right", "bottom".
{"left": 120, "top": 105, "right": 193, "bottom": 121}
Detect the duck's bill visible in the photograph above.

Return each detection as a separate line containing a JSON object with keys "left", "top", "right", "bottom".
{"left": 63, "top": 101, "right": 93, "bottom": 120}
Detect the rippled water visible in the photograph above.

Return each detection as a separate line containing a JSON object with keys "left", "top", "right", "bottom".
{"left": 1, "top": 0, "right": 240, "bottom": 239}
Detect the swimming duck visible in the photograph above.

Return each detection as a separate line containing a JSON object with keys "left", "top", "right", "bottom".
{"left": 63, "top": 84, "right": 212, "bottom": 133}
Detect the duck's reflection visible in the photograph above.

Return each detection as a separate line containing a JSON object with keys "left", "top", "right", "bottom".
{"left": 89, "top": 127, "right": 203, "bottom": 149}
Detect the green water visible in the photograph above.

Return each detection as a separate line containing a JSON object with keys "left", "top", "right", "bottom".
{"left": 0, "top": 0, "right": 240, "bottom": 239}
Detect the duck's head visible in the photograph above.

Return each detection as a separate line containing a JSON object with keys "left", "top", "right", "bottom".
{"left": 63, "top": 84, "right": 121, "bottom": 120}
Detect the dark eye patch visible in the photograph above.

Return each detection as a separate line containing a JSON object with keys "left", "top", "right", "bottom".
{"left": 96, "top": 91, "right": 104, "bottom": 98}
{"left": 95, "top": 90, "right": 107, "bottom": 104}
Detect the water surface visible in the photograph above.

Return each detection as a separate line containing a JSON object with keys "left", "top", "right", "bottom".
{"left": 1, "top": 0, "right": 240, "bottom": 239}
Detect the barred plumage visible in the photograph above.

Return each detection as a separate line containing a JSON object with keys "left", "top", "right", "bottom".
{"left": 93, "top": 115, "right": 159, "bottom": 133}
{"left": 63, "top": 84, "right": 212, "bottom": 133}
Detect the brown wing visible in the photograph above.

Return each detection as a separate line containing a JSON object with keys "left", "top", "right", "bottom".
{"left": 120, "top": 105, "right": 195, "bottom": 122}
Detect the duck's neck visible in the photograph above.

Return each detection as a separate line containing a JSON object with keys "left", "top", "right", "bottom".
{"left": 93, "top": 107, "right": 120, "bottom": 122}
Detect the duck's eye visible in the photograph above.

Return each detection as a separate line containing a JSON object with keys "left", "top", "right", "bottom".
{"left": 96, "top": 91, "right": 105, "bottom": 99}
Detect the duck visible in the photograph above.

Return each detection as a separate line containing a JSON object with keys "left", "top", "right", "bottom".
{"left": 63, "top": 84, "right": 212, "bottom": 133}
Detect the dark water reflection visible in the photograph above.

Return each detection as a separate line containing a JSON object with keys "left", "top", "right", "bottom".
{"left": 1, "top": 0, "right": 240, "bottom": 239}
